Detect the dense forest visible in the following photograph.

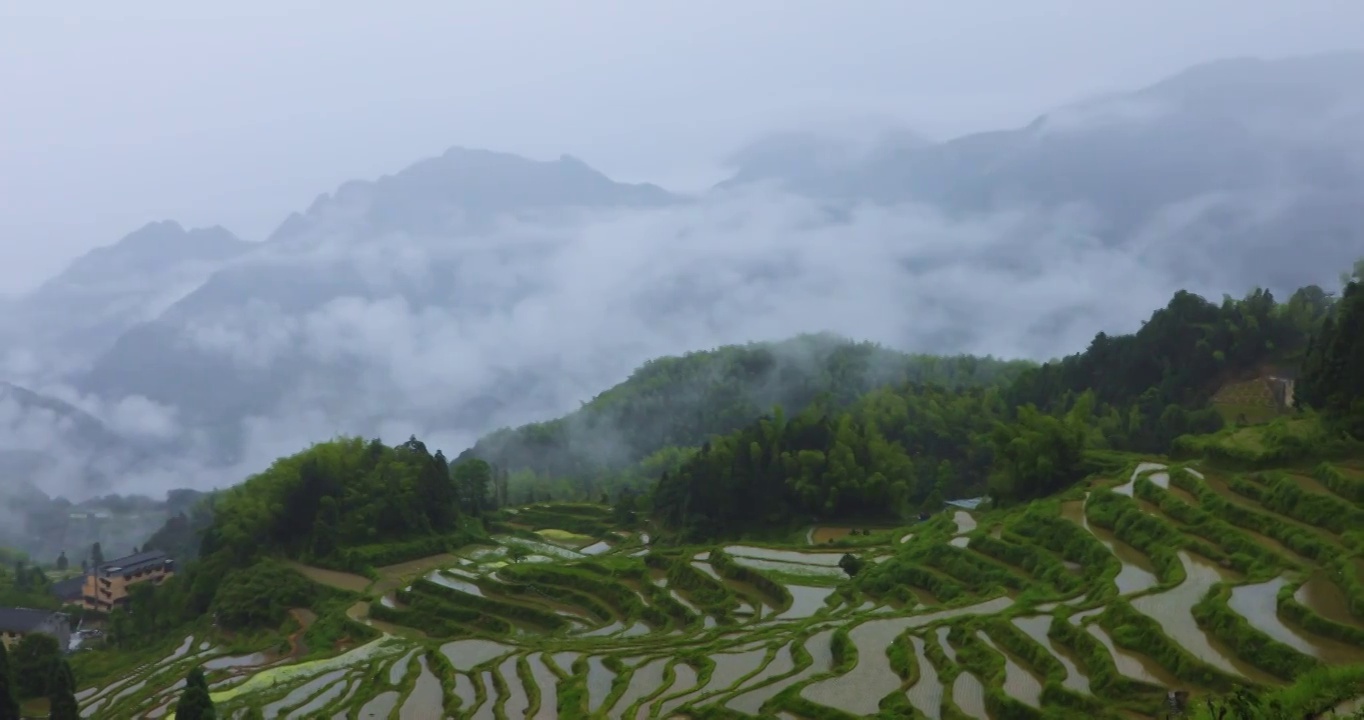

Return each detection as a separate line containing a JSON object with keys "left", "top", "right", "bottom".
{"left": 106, "top": 436, "right": 503, "bottom": 650}
{"left": 652, "top": 280, "right": 1356, "bottom": 539}
{"left": 463, "top": 333, "right": 1034, "bottom": 498}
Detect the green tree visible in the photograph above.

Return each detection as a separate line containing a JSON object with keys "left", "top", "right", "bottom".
{"left": 452, "top": 458, "right": 492, "bottom": 516}
{"left": 0, "top": 641, "right": 20, "bottom": 720}
{"left": 55, "top": 552, "right": 67, "bottom": 573}
{"left": 612, "top": 488, "right": 639, "bottom": 527}
{"left": 309, "top": 496, "right": 341, "bottom": 560}
{"left": 242, "top": 706, "right": 265, "bottom": 720}
{"left": 838, "top": 553, "right": 865, "bottom": 578}
{"left": 1299, "top": 279, "right": 1364, "bottom": 437}
{"left": 174, "top": 666, "right": 216, "bottom": 720}
{"left": 90, "top": 542, "right": 103, "bottom": 568}
{"left": 11, "top": 633, "right": 58, "bottom": 698}
{"left": 507, "top": 545, "right": 530, "bottom": 564}
{"left": 45, "top": 658, "right": 78, "bottom": 720}
{"left": 988, "top": 401, "right": 1090, "bottom": 503}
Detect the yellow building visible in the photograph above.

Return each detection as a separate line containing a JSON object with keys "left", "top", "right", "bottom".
{"left": 82, "top": 550, "right": 176, "bottom": 612}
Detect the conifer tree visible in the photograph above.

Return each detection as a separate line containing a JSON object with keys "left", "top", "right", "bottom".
{"left": 175, "top": 666, "right": 216, "bottom": 720}
{"left": 46, "top": 658, "right": 79, "bottom": 720}
{"left": 0, "top": 641, "right": 19, "bottom": 720}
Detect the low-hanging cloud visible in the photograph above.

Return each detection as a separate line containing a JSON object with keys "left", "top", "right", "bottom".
{"left": 5, "top": 184, "right": 1274, "bottom": 502}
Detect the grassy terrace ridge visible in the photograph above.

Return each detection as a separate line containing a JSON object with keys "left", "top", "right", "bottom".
{"left": 74, "top": 443, "right": 1364, "bottom": 720}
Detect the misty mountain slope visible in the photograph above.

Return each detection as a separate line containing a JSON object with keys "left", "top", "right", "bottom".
{"left": 21, "top": 53, "right": 1364, "bottom": 500}
{"left": 719, "top": 53, "right": 1364, "bottom": 291}
{"left": 72, "top": 149, "right": 687, "bottom": 446}
{"left": 267, "top": 146, "right": 682, "bottom": 243}
{"left": 0, "top": 381, "right": 151, "bottom": 498}
{"left": 0, "top": 221, "right": 254, "bottom": 378}
{"left": 466, "top": 333, "right": 1035, "bottom": 481}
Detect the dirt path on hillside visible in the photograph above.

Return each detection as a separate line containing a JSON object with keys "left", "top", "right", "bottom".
{"left": 287, "top": 608, "right": 316, "bottom": 657}
{"left": 372, "top": 553, "right": 463, "bottom": 594}
{"left": 282, "top": 560, "right": 372, "bottom": 593}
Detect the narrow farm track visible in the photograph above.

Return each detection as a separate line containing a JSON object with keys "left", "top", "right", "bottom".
{"left": 86, "top": 476, "right": 1364, "bottom": 719}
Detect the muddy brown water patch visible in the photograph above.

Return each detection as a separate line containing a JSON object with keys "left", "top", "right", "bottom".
{"left": 1286, "top": 473, "right": 1345, "bottom": 501}
{"left": 1012, "top": 615, "right": 1090, "bottom": 695}
{"left": 1228, "top": 577, "right": 1364, "bottom": 664}
{"left": 1296, "top": 571, "right": 1364, "bottom": 628}
{"left": 812, "top": 526, "right": 854, "bottom": 544}
{"left": 283, "top": 561, "right": 371, "bottom": 593}
{"left": 906, "top": 635, "right": 945, "bottom": 720}
{"left": 910, "top": 586, "right": 942, "bottom": 607}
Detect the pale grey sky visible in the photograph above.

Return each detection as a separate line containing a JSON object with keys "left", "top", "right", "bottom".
{"left": 1, "top": 0, "right": 1360, "bottom": 293}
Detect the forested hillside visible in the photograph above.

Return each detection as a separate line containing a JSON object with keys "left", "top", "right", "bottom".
{"left": 108, "top": 437, "right": 499, "bottom": 649}
{"left": 653, "top": 280, "right": 1354, "bottom": 540}
{"left": 465, "top": 333, "right": 1033, "bottom": 497}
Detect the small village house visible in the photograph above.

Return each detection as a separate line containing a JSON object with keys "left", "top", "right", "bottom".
{"left": 0, "top": 607, "right": 71, "bottom": 652}
{"left": 80, "top": 549, "right": 176, "bottom": 612}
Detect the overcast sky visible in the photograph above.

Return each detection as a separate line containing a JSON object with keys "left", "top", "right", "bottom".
{"left": 1, "top": 0, "right": 1360, "bottom": 294}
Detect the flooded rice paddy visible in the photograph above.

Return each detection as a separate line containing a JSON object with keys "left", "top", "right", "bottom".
{"left": 1130, "top": 551, "right": 1280, "bottom": 684}
{"left": 1061, "top": 496, "right": 1161, "bottom": 595}
{"left": 83, "top": 477, "right": 1364, "bottom": 718}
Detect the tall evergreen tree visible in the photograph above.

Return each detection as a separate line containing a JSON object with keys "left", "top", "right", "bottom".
{"left": 175, "top": 666, "right": 216, "bottom": 720}
{"left": 0, "top": 641, "right": 19, "bottom": 720}
{"left": 55, "top": 552, "right": 68, "bottom": 572}
{"left": 46, "top": 658, "right": 79, "bottom": 720}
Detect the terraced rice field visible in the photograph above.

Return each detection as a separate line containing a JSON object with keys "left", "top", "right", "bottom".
{"left": 83, "top": 463, "right": 1364, "bottom": 718}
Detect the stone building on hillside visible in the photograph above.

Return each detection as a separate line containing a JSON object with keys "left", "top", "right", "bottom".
{"left": 0, "top": 607, "right": 70, "bottom": 651}
{"left": 1266, "top": 371, "right": 1297, "bottom": 410}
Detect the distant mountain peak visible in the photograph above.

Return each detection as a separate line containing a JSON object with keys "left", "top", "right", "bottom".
{"left": 44, "top": 222, "right": 251, "bottom": 290}
{"left": 266, "top": 145, "right": 679, "bottom": 242}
